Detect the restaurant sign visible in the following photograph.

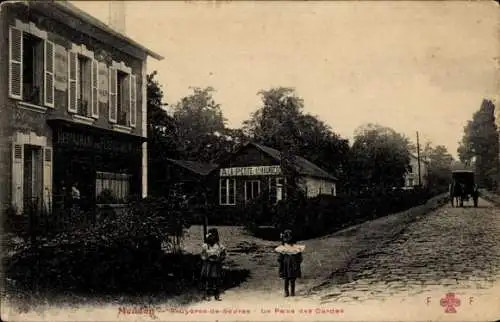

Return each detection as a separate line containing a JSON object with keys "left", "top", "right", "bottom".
{"left": 220, "top": 166, "right": 282, "bottom": 177}
{"left": 55, "top": 129, "right": 140, "bottom": 154}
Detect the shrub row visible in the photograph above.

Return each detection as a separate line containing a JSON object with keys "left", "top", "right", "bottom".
{"left": 203, "top": 186, "right": 446, "bottom": 240}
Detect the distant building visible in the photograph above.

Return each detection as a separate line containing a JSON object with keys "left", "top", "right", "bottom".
{"left": 213, "top": 142, "right": 337, "bottom": 206}
{"left": 164, "top": 158, "right": 218, "bottom": 200}
{"left": 403, "top": 154, "right": 429, "bottom": 189}
{"left": 0, "top": 1, "right": 163, "bottom": 214}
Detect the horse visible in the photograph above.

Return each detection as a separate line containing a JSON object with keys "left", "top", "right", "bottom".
{"left": 450, "top": 182, "right": 465, "bottom": 207}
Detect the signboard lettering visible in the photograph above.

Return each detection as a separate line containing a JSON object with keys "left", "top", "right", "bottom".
{"left": 220, "top": 166, "right": 282, "bottom": 177}
{"left": 56, "top": 129, "right": 139, "bottom": 154}
{"left": 54, "top": 45, "right": 68, "bottom": 91}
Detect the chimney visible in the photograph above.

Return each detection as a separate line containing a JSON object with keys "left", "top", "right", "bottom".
{"left": 108, "top": 1, "right": 126, "bottom": 34}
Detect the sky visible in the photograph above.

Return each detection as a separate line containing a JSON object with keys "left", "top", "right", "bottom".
{"left": 72, "top": 1, "right": 499, "bottom": 158}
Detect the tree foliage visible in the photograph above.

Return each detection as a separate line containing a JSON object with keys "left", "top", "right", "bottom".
{"left": 458, "top": 99, "right": 499, "bottom": 189}
{"left": 348, "top": 123, "right": 412, "bottom": 193}
{"left": 243, "top": 87, "right": 350, "bottom": 182}
{"left": 147, "top": 71, "right": 179, "bottom": 196}
{"left": 172, "top": 87, "right": 243, "bottom": 162}
{"left": 421, "top": 142, "right": 454, "bottom": 192}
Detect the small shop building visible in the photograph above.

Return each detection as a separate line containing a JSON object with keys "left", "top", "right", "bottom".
{"left": 0, "top": 1, "right": 163, "bottom": 214}
{"left": 164, "top": 158, "right": 218, "bottom": 202}
{"left": 213, "top": 142, "right": 338, "bottom": 206}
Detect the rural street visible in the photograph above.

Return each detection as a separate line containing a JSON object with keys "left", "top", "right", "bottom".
{"left": 8, "top": 198, "right": 500, "bottom": 321}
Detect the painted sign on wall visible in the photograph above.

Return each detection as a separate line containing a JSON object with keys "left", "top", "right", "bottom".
{"left": 55, "top": 129, "right": 141, "bottom": 154}
{"left": 220, "top": 166, "right": 282, "bottom": 177}
{"left": 54, "top": 45, "right": 68, "bottom": 91}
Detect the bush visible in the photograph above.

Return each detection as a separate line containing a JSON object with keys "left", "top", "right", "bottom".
{"left": 243, "top": 187, "right": 440, "bottom": 240}
{"left": 3, "top": 195, "right": 193, "bottom": 296}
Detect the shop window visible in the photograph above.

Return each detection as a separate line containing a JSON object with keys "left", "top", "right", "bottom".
{"left": 95, "top": 171, "right": 131, "bottom": 204}
{"left": 219, "top": 178, "right": 236, "bottom": 205}
{"left": 244, "top": 180, "right": 260, "bottom": 202}
{"left": 77, "top": 55, "right": 92, "bottom": 116}
{"left": 22, "top": 33, "right": 44, "bottom": 105}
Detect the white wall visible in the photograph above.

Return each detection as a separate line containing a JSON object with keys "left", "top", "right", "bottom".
{"left": 404, "top": 155, "right": 428, "bottom": 188}
{"left": 300, "top": 177, "right": 336, "bottom": 198}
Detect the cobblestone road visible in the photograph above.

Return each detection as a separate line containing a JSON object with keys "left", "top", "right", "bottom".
{"left": 315, "top": 198, "right": 500, "bottom": 304}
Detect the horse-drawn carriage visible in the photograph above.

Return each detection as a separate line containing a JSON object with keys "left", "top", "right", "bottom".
{"left": 449, "top": 170, "right": 479, "bottom": 207}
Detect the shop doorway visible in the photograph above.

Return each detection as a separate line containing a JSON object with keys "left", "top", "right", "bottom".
{"left": 69, "top": 158, "right": 95, "bottom": 209}
{"left": 23, "top": 145, "right": 43, "bottom": 212}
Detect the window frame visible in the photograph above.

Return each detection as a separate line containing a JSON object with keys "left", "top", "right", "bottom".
{"left": 9, "top": 19, "right": 54, "bottom": 108}
{"left": 244, "top": 179, "right": 261, "bottom": 202}
{"left": 219, "top": 178, "right": 236, "bottom": 206}
{"left": 110, "top": 61, "right": 134, "bottom": 129}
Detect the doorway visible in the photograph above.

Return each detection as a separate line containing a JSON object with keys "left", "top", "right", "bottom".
{"left": 23, "top": 145, "right": 43, "bottom": 212}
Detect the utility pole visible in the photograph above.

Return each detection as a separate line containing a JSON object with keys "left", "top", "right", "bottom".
{"left": 416, "top": 131, "right": 422, "bottom": 186}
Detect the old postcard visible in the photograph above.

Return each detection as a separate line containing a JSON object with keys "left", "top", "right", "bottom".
{"left": 1, "top": 0, "right": 499, "bottom": 321}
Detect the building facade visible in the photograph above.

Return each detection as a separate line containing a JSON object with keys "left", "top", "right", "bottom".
{"left": 214, "top": 142, "right": 337, "bottom": 207}
{"left": 0, "top": 1, "right": 162, "bottom": 214}
{"left": 403, "top": 154, "right": 429, "bottom": 188}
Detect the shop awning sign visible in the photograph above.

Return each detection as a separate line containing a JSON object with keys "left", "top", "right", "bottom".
{"left": 220, "top": 166, "right": 282, "bottom": 177}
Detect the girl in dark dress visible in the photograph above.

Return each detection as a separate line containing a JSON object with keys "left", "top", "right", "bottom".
{"left": 275, "top": 229, "right": 305, "bottom": 297}
{"left": 200, "top": 228, "right": 226, "bottom": 300}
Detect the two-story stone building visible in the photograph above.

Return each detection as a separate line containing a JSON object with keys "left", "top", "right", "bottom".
{"left": 0, "top": 1, "right": 163, "bottom": 214}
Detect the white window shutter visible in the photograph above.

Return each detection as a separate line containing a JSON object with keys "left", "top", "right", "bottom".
{"left": 44, "top": 40, "right": 55, "bottom": 107}
{"left": 109, "top": 67, "right": 117, "bottom": 123}
{"left": 67, "top": 51, "right": 78, "bottom": 113}
{"left": 9, "top": 26, "right": 23, "bottom": 100}
{"left": 43, "top": 147, "right": 53, "bottom": 213}
{"left": 129, "top": 74, "right": 137, "bottom": 127}
{"left": 91, "top": 59, "right": 99, "bottom": 118}
{"left": 11, "top": 143, "right": 24, "bottom": 215}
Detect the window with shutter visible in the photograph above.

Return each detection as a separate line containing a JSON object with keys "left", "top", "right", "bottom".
{"left": 11, "top": 143, "right": 24, "bottom": 214}
{"left": 109, "top": 67, "right": 117, "bottom": 123}
{"left": 22, "top": 33, "right": 44, "bottom": 105}
{"left": 116, "top": 70, "right": 129, "bottom": 126}
{"left": 44, "top": 40, "right": 55, "bottom": 107}
{"left": 91, "top": 59, "right": 99, "bottom": 118}
{"left": 76, "top": 55, "right": 91, "bottom": 116}
{"left": 9, "top": 26, "right": 23, "bottom": 100}
{"left": 129, "top": 74, "right": 137, "bottom": 127}
{"left": 68, "top": 51, "right": 78, "bottom": 113}
{"left": 43, "top": 147, "right": 53, "bottom": 213}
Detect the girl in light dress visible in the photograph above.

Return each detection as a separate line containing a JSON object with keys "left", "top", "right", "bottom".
{"left": 275, "top": 229, "right": 305, "bottom": 297}
{"left": 200, "top": 228, "right": 226, "bottom": 301}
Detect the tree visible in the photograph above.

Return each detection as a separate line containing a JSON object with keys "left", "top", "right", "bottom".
{"left": 172, "top": 87, "right": 239, "bottom": 162}
{"left": 348, "top": 123, "right": 412, "bottom": 193}
{"left": 243, "top": 87, "right": 350, "bottom": 182}
{"left": 147, "top": 71, "right": 179, "bottom": 196}
{"left": 458, "top": 99, "right": 499, "bottom": 189}
{"left": 422, "top": 142, "right": 454, "bottom": 192}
